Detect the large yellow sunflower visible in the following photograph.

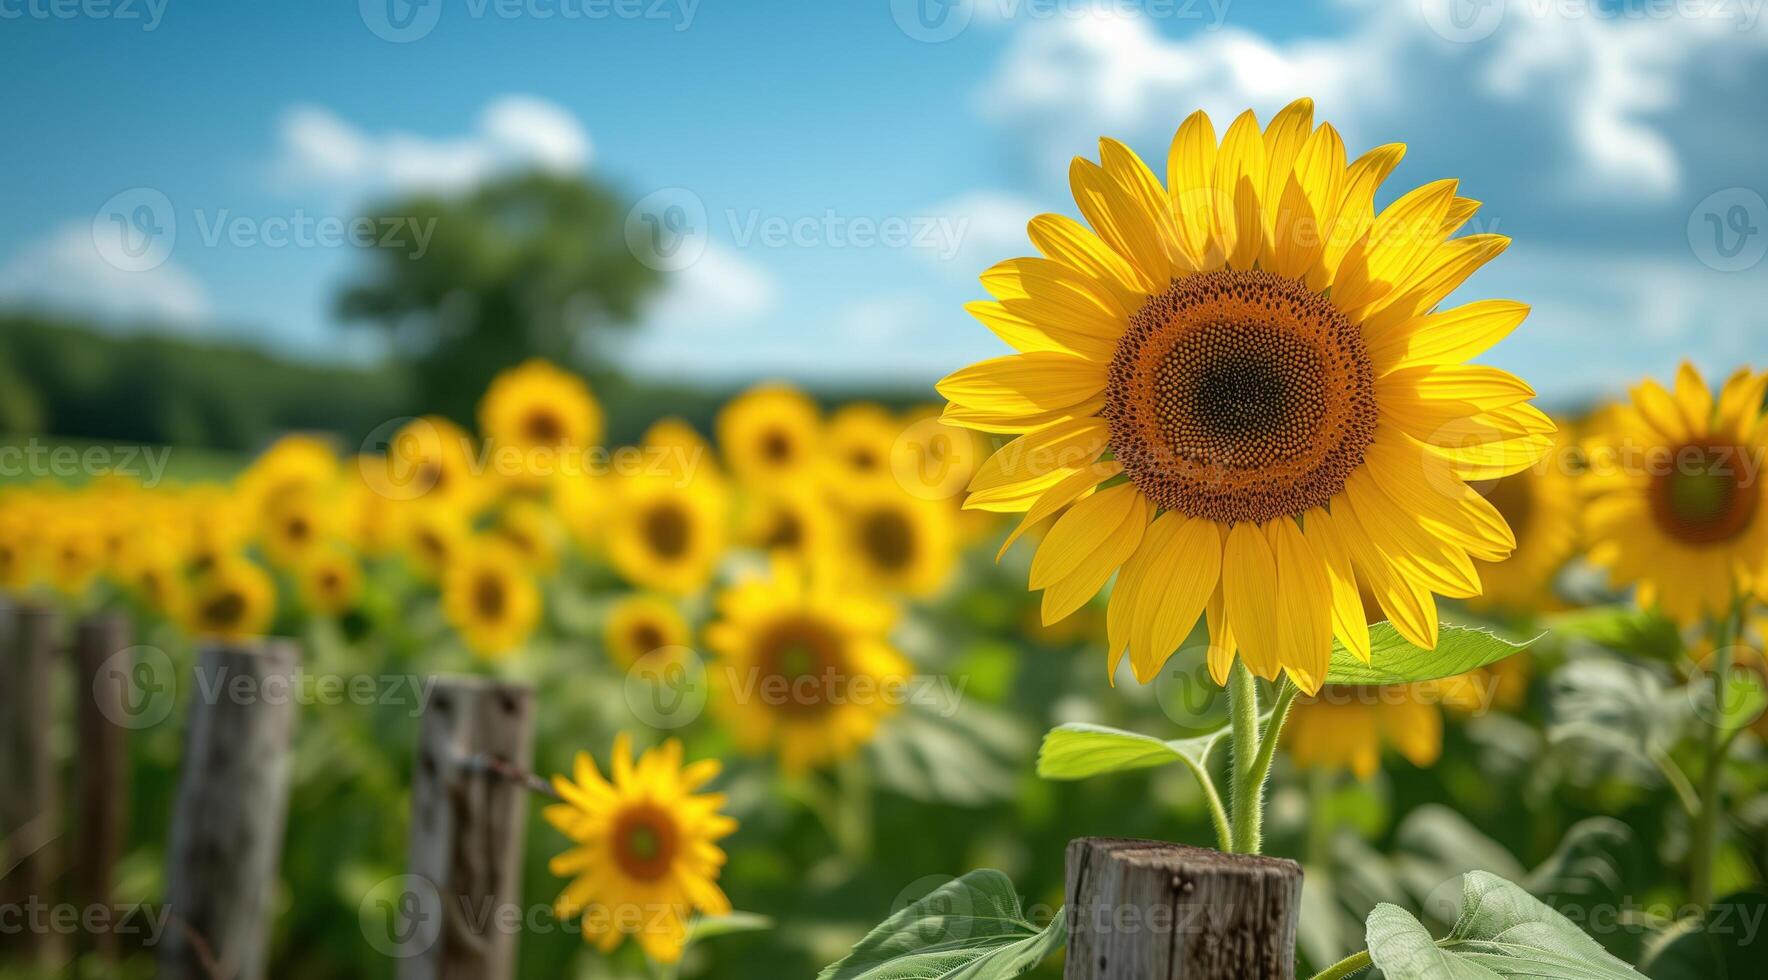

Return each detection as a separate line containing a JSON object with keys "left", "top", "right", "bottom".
{"left": 1585, "top": 364, "right": 1768, "bottom": 624}
{"left": 704, "top": 562, "right": 911, "bottom": 773}
{"left": 1466, "top": 429, "right": 1582, "bottom": 614}
{"left": 544, "top": 734, "right": 736, "bottom": 964}
{"left": 937, "top": 99, "right": 1548, "bottom": 693}
{"left": 442, "top": 538, "right": 542, "bottom": 658}
{"left": 717, "top": 383, "right": 821, "bottom": 485}
{"left": 478, "top": 359, "right": 605, "bottom": 486}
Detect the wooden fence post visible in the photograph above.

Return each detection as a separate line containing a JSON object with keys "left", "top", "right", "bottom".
{"left": 72, "top": 611, "right": 134, "bottom": 968}
{"left": 159, "top": 639, "right": 299, "bottom": 980}
{"left": 395, "top": 676, "right": 534, "bottom": 980}
{"left": 1064, "top": 837, "right": 1303, "bottom": 980}
{"left": 0, "top": 601, "right": 61, "bottom": 966}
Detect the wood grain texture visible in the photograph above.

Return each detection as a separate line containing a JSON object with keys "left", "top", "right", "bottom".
{"left": 398, "top": 676, "right": 534, "bottom": 980}
{"left": 0, "top": 602, "right": 61, "bottom": 966}
{"left": 72, "top": 612, "right": 133, "bottom": 967}
{"left": 1064, "top": 837, "right": 1302, "bottom": 980}
{"left": 159, "top": 640, "right": 299, "bottom": 980}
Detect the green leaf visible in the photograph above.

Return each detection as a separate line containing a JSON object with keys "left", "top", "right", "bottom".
{"left": 1035, "top": 722, "right": 1226, "bottom": 781}
{"left": 1325, "top": 624, "right": 1537, "bottom": 686}
{"left": 1365, "top": 871, "right": 1649, "bottom": 979}
{"left": 1548, "top": 605, "right": 1684, "bottom": 661}
{"left": 817, "top": 870, "right": 1066, "bottom": 980}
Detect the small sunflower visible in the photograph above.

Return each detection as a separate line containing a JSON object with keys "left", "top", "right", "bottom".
{"left": 382, "top": 415, "right": 484, "bottom": 511}
{"left": 1466, "top": 430, "right": 1581, "bottom": 614}
{"left": 1284, "top": 685, "right": 1443, "bottom": 781}
{"left": 298, "top": 545, "right": 362, "bottom": 616}
{"left": 236, "top": 434, "right": 338, "bottom": 522}
{"left": 45, "top": 517, "right": 106, "bottom": 596}
{"left": 604, "top": 594, "right": 692, "bottom": 670}
{"left": 544, "top": 734, "right": 736, "bottom": 964}
{"left": 442, "top": 538, "right": 542, "bottom": 659}
{"left": 606, "top": 473, "right": 728, "bottom": 596}
{"left": 491, "top": 497, "right": 567, "bottom": 574}
{"left": 938, "top": 99, "right": 1548, "bottom": 692}
{"left": 259, "top": 485, "right": 337, "bottom": 569}
{"left": 125, "top": 538, "right": 188, "bottom": 619}
{"left": 478, "top": 359, "right": 605, "bottom": 486}
{"left": 826, "top": 403, "right": 900, "bottom": 482}
{"left": 1585, "top": 364, "right": 1768, "bottom": 624}
{"left": 0, "top": 510, "right": 42, "bottom": 592}
{"left": 717, "top": 383, "right": 821, "bottom": 485}
{"left": 705, "top": 562, "right": 911, "bottom": 773}
{"left": 834, "top": 486, "right": 958, "bottom": 598}
{"left": 735, "top": 482, "right": 836, "bottom": 563}
{"left": 400, "top": 504, "right": 470, "bottom": 582}
{"left": 184, "top": 557, "right": 277, "bottom": 640}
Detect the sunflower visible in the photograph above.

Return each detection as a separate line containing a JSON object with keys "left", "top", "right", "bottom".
{"left": 543, "top": 734, "right": 736, "bottom": 964}
{"left": 491, "top": 497, "right": 567, "bottom": 573}
{"left": 734, "top": 482, "right": 836, "bottom": 563}
{"left": 1584, "top": 364, "right": 1768, "bottom": 624}
{"left": 124, "top": 537, "right": 188, "bottom": 619}
{"left": 1465, "top": 430, "right": 1581, "bottom": 614}
{"left": 937, "top": 99, "right": 1548, "bottom": 693}
{"left": 442, "top": 538, "right": 542, "bottom": 659}
{"left": 478, "top": 359, "right": 605, "bottom": 487}
{"left": 44, "top": 516, "right": 106, "bottom": 596}
{"left": 259, "top": 485, "right": 337, "bottom": 569}
{"left": 606, "top": 472, "right": 728, "bottom": 596}
{"left": 298, "top": 545, "right": 362, "bottom": 616}
{"left": 380, "top": 415, "right": 484, "bottom": 511}
{"left": 826, "top": 403, "right": 899, "bottom": 482}
{"left": 0, "top": 510, "right": 42, "bottom": 592}
{"left": 717, "top": 383, "right": 821, "bottom": 485}
{"left": 341, "top": 460, "right": 405, "bottom": 557}
{"left": 1283, "top": 685, "right": 1443, "bottom": 781}
{"left": 834, "top": 485, "right": 957, "bottom": 598}
{"left": 604, "top": 594, "right": 692, "bottom": 670}
{"left": 184, "top": 557, "right": 277, "bottom": 640}
{"left": 705, "top": 562, "right": 911, "bottom": 773}
{"left": 400, "top": 504, "right": 469, "bottom": 582}
{"left": 236, "top": 434, "right": 338, "bottom": 522}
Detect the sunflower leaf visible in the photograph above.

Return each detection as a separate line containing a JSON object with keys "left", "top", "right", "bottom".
{"left": 1035, "top": 721, "right": 1227, "bottom": 781}
{"left": 1365, "top": 871, "right": 1649, "bottom": 979}
{"left": 1324, "top": 623, "right": 1537, "bottom": 686}
{"left": 816, "top": 870, "right": 1066, "bottom": 980}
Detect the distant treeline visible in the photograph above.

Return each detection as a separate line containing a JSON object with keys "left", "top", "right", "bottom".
{"left": 0, "top": 315, "right": 933, "bottom": 453}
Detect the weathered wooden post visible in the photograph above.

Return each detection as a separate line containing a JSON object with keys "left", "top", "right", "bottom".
{"left": 159, "top": 639, "right": 299, "bottom": 980}
{"left": 0, "top": 601, "right": 61, "bottom": 966}
{"left": 1064, "top": 838, "right": 1303, "bottom": 980}
{"left": 71, "top": 611, "right": 134, "bottom": 968}
{"left": 395, "top": 676, "right": 535, "bottom": 980}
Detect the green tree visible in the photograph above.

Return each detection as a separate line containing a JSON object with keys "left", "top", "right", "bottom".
{"left": 337, "top": 171, "right": 660, "bottom": 424}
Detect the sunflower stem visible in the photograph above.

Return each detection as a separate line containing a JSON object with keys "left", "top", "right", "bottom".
{"left": 1690, "top": 595, "right": 1745, "bottom": 911}
{"left": 1310, "top": 948, "right": 1372, "bottom": 979}
{"left": 1227, "top": 661, "right": 1264, "bottom": 854}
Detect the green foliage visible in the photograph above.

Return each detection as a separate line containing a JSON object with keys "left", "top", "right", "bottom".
{"left": 817, "top": 871, "right": 1066, "bottom": 980}
{"left": 1325, "top": 624, "right": 1537, "bottom": 686}
{"left": 1548, "top": 606, "right": 1685, "bottom": 663}
{"left": 1363, "top": 871, "right": 1649, "bottom": 979}
{"left": 1638, "top": 889, "right": 1768, "bottom": 979}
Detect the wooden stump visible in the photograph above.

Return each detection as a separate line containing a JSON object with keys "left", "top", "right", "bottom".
{"left": 397, "top": 677, "right": 534, "bottom": 980}
{"left": 159, "top": 640, "right": 299, "bottom": 980}
{"left": 71, "top": 612, "right": 134, "bottom": 968}
{"left": 1064, "top": 838, "right": 1303, "bottom": 980}
{"left": 0, "top": 601, "right": 60, "bottom": 966}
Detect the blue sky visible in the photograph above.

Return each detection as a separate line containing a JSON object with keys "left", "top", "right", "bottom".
{"left": 2, "top": 0, "right": 1765, "bottom": 405}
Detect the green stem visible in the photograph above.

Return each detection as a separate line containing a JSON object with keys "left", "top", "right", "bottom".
{"left": 1246, "top": 680, "right": 1298, "bottom": 801}
{"left": 1310, "top": 949, "right": 1372, "bottom": 979}
{"left": 1179, "top": 750, "right": 1233, "bottom": 853}
{"left": 1690, "top": 596, "right": 1744, "bottom": 910}
{"left": 1227, "top": 661, "right": 1263, "bottom": 853}
{"left": 1647, "top": 744, "right": 1701, "bottom": 819}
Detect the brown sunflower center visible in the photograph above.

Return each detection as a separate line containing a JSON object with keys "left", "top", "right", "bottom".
{"left": 860, "top": 508, "right": 915, "bottom": 572}
{"left": 849, "top": 448, "right": 880, "bottom": 471}
{"left": 1475, "top": 472, "right": 1535, "bottom": 544}
{"left": 473, "top": 572, "right": 508, "bottom": 620}
{"left": 1104, "top": 270, "right": 1377, "bottom": 524}
{"left": 642, "top": 502, "right": 691, "bottom": 560}
{"left": 611, "top": 804, "right": 679, "bottom": 881}
{"left": 630, "top": 622, "right": 667, "bottom": 654}
{"left": 523, "top": 408, "right": 566, "bottom": 445}
{"left": 765, "top": 511, "right": 803, "bottom": 550}
{"left": 760, "top": 429, "right": 794, "bottom": 464}
{"left": 754, "top": 615, "right": 849, "bottom": 716}
{"left": 202, "top": 590, "right": 247, "bottom": 628}
{"left": 1650, "top": 444, "right": 1758, "bottom": 545}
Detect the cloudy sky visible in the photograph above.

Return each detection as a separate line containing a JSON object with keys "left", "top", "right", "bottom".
{"left": 3, "top": 0, "right": 1765, "bottom": 405}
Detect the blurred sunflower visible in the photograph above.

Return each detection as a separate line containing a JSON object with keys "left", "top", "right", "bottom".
{"left": 184, "top": 557, "right": 276, "bottom": 640}
{"left": 544, "top": 734, "right": 735, "bottom": 963}
{"left": 125, "top": 538, "right": 188, "bottom": 619}
{"left": 937, "top": 99, "right": 1547, "bottom": 692}
{"left": 606, "top": 474, "right": 727, "bottom": 596}
{"left": 890, "top": 407, "right": 989, "bottom": 506}
{"left": 259, "top": 485, "right": 337, "bottom": 568}
{"left": 1467, "top": 430, "right": 1581, "bottom": 614}
{"left": 705, "top": 562, "right": 910, "bottom": 773}
{"left": 400, "top": 504, "right": 470, "bottom": 582}
{"left": 1284, "top": 685, "right": 1443, "bottom": 781}
{"left": 383, "top": 415, "right": 484, "bottom": 511}
{"left": 236, "top": 434, "right": 338, "bottom": 521}
{"left": 718, "top": 383, "right": 821, "bottom": 485}
{"left": 1585, "top": 364, "right": 1768, "bottom": 624}
{"left": 341, "top": 461, "right": 405, "bottom": 557}
{"left": 442, "top": 538, "right": 541, "bottom": 658}
{"left": 735, "top": 482, "right": 835, "bottom": 562}
{"left": 297, "top": 545, "right": 362, "bottom": 616}
{"left": 604, "top": 594, "right": 691, "bottom": 670}
{"left": 826, "top": 403, "right": 899, "bottom": 482}
{"left": 45, "top": 516, "right": 106, "bottom": 596}
{"left": 478, "top": 359, "right": 605, "bottom": 487}
{"left": 0, "top": 513, "right": 41, "bottom": 592}
{"left": 835, "top": 485, "right": 957, "bottom": 598}
{"left": 492, "top": 497, "right": 567, "bottom": 573}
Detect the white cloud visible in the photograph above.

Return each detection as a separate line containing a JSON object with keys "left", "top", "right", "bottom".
{"left": 833, "top": 292, "right": 939, "bottom": 346}
{"left": 0, "top": 223, "right": 210, "bottom": 325}
{"left": 977, "top": 1, "right": 1767, "bottom": 202}
{"left": 643, "top": 244, "right": 778, "bottom": 328}
{"left": 274, "top": 95, "right": 592, "bottom": 195}
{"left": 919, "top": 189, "right": 1044, "bottom": 276}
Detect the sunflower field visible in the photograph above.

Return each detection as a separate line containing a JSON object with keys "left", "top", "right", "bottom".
{"left": 3, "top": 94, "right": 1768, "bottom": 980}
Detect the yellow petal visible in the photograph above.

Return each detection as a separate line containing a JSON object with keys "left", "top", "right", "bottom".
{"left": 1360, "top": 235, "right": 1512, "bottom": 340}
{"left": 1269, "top": 517, "right": 1332, "bottom": 694}
{"left": 1332, "top": 178, "right": 1458, "bottom": 313}
{"left": 1124, "top": 514, "right": 1222, "bottom": 683}
{"left": 1041, "top": 491, "right": 1150, "bottom": 624}
{"left": 1071, "top": 156, "right": 1174, "bottom": 286}
{"left": 937, "top": 352, "right": 1107, "bottom": 415}
{"left": 1313, "top": 142, "right": 1405, "bottom": 291}
{"left": 1367, "top": 299, "right": 1530, "bottom": 375}
{"left": 1100, "top": 137, "right": 1190, "bottom": 276}
{"left": 997, "top": 460, "right": 1122, "bottom": 560}
{"left": 1029, "top": 483, "right": 1143, "bottom": 589}
{"left": 1026, "top": 212, "right": 1150, "bottom": 306}
{"left": 1303, "top": 507, "right": 1369, "bottom": 664}
{"left": 1166, "top": 109, "right": 1220, "bottom": 268}
{"left": 1222, "top": 522, "right": 1282, "bottom": 679}
{"left": 1330, "top": 501, "right": 1441, "bottom": 649}
{"left": 1213, "top": 109, "right": 1267, "bottom": 270}
{"left": 968, "top": 416, "right": 1109, "bottom": 494}
{"left": 1260, "top": 97, "right": 1314, "bottom": 240}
